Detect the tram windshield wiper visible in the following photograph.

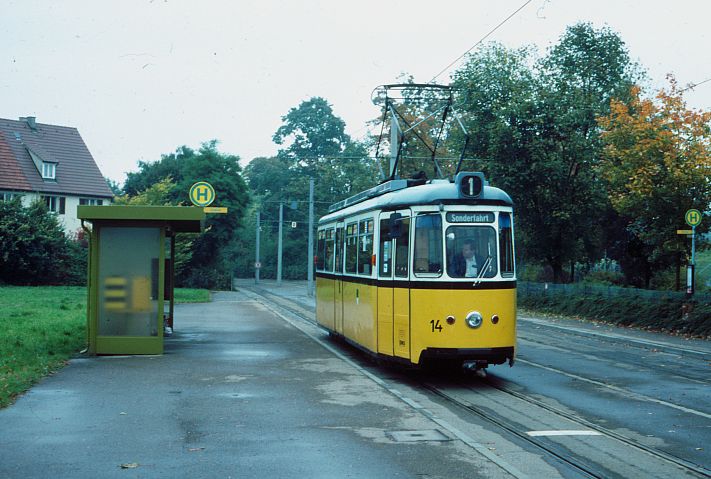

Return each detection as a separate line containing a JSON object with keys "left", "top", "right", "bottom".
{"left": 478, "top": 256, "right": 492, "bottom": 279}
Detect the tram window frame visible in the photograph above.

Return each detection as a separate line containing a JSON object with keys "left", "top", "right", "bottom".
{"left": 414, "top": 213, "right": 443, "bottom": 277}
{"left": 394, "top": 217, "right": 411, "bottom": 278}
{"left": 324, "top": 228, "right": 335, "bottom": 273}
{"left": 379, "top": 218, "right": 392, "bottom": 278}
{"left": 445, "top": 225, "right": 498, "bottom": 279}
{"left": 316, "top": 229, "right": 326, "bottom": 271}
{"left": 345, "top": 222, "right": 358, "bottom": 274}
{"left": 499, "top": 212, "right": 515, "bottom": 277}
{"left": 357, "top": 218, "right": 374, "bottom": 276}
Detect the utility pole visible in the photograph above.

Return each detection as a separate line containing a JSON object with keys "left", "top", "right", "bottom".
{"left": 277, "top": 202, "right": 283, "bottom": 285}
{"left": 255, "top": 211, "right": 260, "bottom": 284}
{"left": 307, "top": 178, "right": 314, "bottom": 297}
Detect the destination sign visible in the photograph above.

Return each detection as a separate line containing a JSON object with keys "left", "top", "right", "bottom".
{"left": 446, "top": 212, "right": 495, "bottom": 223}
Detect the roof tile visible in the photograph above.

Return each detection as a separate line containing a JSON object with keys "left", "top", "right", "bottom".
{"left": 0, "top": 117, "right": 113, "bottom": 198}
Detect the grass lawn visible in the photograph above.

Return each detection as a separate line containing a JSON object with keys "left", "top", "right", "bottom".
{"left": 0, "top": 286, "right": 209, "bottom": 409}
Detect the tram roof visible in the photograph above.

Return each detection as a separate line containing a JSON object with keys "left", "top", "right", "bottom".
{"left": 319, "top": 178, "right": 513, "bottom": 225}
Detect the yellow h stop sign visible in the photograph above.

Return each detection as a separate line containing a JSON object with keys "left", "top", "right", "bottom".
{"left": 685, "top": 209, "right": 702, "bottom": 227}
{"left": 189, "top": 182, "right": 216, "bottom": 207}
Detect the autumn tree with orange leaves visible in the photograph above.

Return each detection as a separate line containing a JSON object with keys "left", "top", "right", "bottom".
{"left": 598, "top": 76, "right": 711, "bottom": 288}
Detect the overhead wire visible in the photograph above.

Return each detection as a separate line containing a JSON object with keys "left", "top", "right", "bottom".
{"left": 679, "top": 77, "right": 711, "bottom": 94}
{"left": 428, "top": 0, "right": 534, "bottom": 84}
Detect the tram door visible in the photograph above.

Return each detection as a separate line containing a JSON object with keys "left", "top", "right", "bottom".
{"left": 377, "top": 210, "right": 411, "bottom": 359}
{"left": 334, "top": 224, "right": 345, "bottom": 334}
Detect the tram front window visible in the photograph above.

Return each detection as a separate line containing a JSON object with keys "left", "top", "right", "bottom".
{"left": 446, "top": 226, "right": 498, "bottom": 278}
{"left": 414, "top": 214, "right": 442, "bottom": 276}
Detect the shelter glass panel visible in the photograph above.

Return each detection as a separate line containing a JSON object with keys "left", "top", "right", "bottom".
{"left": 98, "top": 227, "right": 161, "bottom": 336}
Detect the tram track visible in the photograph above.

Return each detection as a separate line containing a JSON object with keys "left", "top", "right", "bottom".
{"left": 517, "top": 334, "right": 710, "bottom": 385}
{"left": 421, "top": 375, "right": 711, "bottom": 478}
{"left": 240, "top": 284, "right": 711, "bottom": 478}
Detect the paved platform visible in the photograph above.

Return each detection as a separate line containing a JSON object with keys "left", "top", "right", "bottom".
{"left": 0, "top": 289, "right": 510, "bottom": 479}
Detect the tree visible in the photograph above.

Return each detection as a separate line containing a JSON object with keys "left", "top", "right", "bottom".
{"left": 113, "top": 179, "right": 195, "bottom": 278}
{"left": 598, "top": 77, "right": 711, "bottom": 287}
{"left": 0, "top": 199, "right": 85, "bottom": 285}
{"left": 105, "top": 177, "right": 122, "bottom": 196}
{"left": 123, "top": 147, "right": 188, "bottom": 198}
{"left": 120, "top": 141, "right": 249, "bottom": 288}
{"left": 450, "top": 23, "right": 640, "bottom": 282}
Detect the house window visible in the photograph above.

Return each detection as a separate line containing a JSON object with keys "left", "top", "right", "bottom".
{"left": 42, "top": 195, "right": 66, "bottom": 215}
{"left": 42, "top": 162, "right": 56, "bottom": 179}
{"left": 1, "top": 192, "right": 22, "bottom": 202}
{"left": 79, "top": 198, "right": 104, "bottom": 206}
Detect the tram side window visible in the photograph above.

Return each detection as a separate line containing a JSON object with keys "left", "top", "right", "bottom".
{"left": 345, "top": 223, "right": 358, "bottom": 274}
{"left": 335, "top": 227, "right": 343, "bottom": 273}
{"left": 357, "top": 219, "right": 374, "bottom": 275}
{"left": 324, "top": 228, "right": 335, "bottom": 272}
{"left": 379, "top": 219, "right": 392, "bottom": 277}
{"left": 394, "top": 218, "right": 410, "bottom": 278}
{"left": 499, "top": 213, "right": 514, "bottom": 277}
{"left": 414, "top": 214, "right": 443, "bottom": 276}
{"left": 446, "top": 226, "right": 498, "bottom": 278}
{"left": 316, "top": 230, "right": 326, "bottom": 271}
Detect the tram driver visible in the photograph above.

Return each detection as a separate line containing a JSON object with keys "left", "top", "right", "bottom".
{"left": 449, "top": 239, "right": 482, "bottom": 278}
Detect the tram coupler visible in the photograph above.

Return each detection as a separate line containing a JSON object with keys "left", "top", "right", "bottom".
{"left": 463, "top": 360, "right": 488, "bottom": 377}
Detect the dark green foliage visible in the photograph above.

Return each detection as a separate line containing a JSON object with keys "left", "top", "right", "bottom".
{"left": 105, "top": 177, "right": 122, "bottom": 196}
{"left": 519, "top": 283, "right": 711, "bottom": 337}
{"left": 120, "top": 141, "right": 249, "bottom": 289}
{"left": 0, "top": 199, "right": 86, "bottom": 285}
{"left": 450, "top": 23, "right": 642, "bottom": 283}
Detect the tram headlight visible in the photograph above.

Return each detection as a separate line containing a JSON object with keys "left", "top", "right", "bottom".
{"left": 465, "top": 311, "right": 483, "bottom": 329}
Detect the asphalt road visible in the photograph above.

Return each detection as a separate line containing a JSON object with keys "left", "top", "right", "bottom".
{"left": 240, "top": 279, "right": 711, "bottom": 478}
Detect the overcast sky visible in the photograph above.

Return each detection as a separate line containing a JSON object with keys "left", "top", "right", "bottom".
{"left": 3, "top": 0, "right": 710, "bottom": 184}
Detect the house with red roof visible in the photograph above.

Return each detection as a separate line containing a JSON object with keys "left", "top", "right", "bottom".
{"left": 0, "top": 116, "right": 114, "bottom": 236}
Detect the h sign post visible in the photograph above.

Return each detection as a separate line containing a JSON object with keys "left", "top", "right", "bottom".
{"left": 684, "top": 209, "right": 702, "bottom": 296}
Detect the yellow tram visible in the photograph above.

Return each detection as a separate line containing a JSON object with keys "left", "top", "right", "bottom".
{"left": 315, "top": 171, "right": 516, "bottom": 369}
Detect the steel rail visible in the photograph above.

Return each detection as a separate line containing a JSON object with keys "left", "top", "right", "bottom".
{"left": 473, "top": 377, "right": 711, "bottom": 478}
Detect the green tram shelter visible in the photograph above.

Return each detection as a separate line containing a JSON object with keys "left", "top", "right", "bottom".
{"left": 78, "top": 206, "right": 205, "bottom": 355}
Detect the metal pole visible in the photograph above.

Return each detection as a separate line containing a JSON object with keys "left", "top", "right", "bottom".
{"left": 307, "top": 178, "right": 314, "bottom": 297}
{"left": 255, "top": 211, "right": 260, "bottom": 284}
{"left": 688, "top": 225, "right": 696, "bottom": 295}
{"left": 691, "top": 225, "right": 696, "bottom": 266}
{"left": 389, "top": 104, "right": 400, "bottom": 179}
{"left": 277, "top": 202, "right": 283, "bottom": 285}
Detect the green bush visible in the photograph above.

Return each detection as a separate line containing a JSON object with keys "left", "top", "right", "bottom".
{"left": 0, "top": 199, "right": 86, "bottom": 285}
{"left": 518, "top": 285, "right": 711, "bottom": 338}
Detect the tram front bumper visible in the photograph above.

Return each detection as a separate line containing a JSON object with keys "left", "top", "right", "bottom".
{"left": 420, "top": 346, "right": 514, "bottom": 367}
